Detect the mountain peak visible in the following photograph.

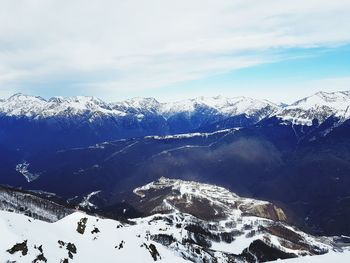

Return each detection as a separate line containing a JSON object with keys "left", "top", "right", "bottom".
{"left": 119, "top": 97, "right": 161, "bottom": 113}
{"left": 126, "top": 97, "right": 160, "bottom": 105}
{"left": 8, "top": 93, "right": 46, "bottom": 102}
{"left": 1, "top": 91, "right": 349, "bottom": 126}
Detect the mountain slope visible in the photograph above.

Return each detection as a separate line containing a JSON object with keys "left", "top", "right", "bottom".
{"left": 277, "top": 91, "right": 350, "bottom": 125}
{"left": 14, "top": 114, "right": 350, "bottom": 236}
{"left": 1, "top": 178, "right": 344, "bottom": 263}
{"left": 1, "top": 91, "right": 350, "bottom": 237}
{"left": 0, "top": 210, "right": 188, "bottom": 263}
{"left": 0, "top": 185, "right": 72, "bottom": 222}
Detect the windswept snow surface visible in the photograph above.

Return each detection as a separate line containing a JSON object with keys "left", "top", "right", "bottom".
{"left": 277, "top": 250, "right": 350, "bottom": 262}
{"left": 0, "top": 208, "right": 339, "bottom": 263}
{"left": 0, "top": 210, "right": 187, "bottom": 263}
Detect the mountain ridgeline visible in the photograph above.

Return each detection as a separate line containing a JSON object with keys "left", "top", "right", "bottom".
{"left": 1, "top": 91, "right": 350, "bottom": 237}
{"left": 1, "top": 91, "right": 349, "bottom": 153}
{"left": 0, "top": 93, "right": 279, "bottom": 153}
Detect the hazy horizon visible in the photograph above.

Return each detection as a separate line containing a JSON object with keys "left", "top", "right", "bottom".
{"left": 1, "top": 88, "right": 350, "bottom": 105}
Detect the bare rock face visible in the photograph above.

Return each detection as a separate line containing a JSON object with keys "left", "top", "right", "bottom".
{"left": 241, "top": 203, "right": 287, "bottom": 222}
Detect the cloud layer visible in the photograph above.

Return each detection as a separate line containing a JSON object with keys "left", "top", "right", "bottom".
{"left": 0, "top": 0, "right": 349, "bottom": 100}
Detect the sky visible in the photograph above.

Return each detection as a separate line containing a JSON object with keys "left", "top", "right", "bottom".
{"left": 0, "top": 0, "right": 350, "bottom": 103}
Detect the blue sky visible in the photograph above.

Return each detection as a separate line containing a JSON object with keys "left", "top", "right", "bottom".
{"left": 0, "top": 0, "right": 349, "bottom": 103}
{"left": 156, "top": 45, "right": 350, "bottom": 103}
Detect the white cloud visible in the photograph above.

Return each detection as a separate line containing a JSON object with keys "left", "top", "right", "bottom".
{"left": 0, "top": 0, "right": 349, "bottom": 99}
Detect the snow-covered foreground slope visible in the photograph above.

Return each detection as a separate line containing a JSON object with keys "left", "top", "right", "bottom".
{"left": 0, "top": 209, "right": 348, "bottom": 263}
{"left": 279, "top": 251, "right": 350, "bottom": 262}
{"left": 0, "top": 210, "right": 188, "bottom": 263}
{"left": 1, "top": 178, "right": 347, "bottom": 263}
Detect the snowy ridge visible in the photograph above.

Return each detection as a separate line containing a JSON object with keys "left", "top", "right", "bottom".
{"left": 134, "top": 177, "right": 265, "bottom": 209}
{"left": 160, "top": 96, "right": 278, "bottom": 119}
{"left": 132, "top": 178, "right": 341, "bottom": 261}
{"left": 0, "top": 93, "right": 126, "bottom": 119}
{"left": 277, "top": 91, "right": 350, "bottom": 125}
{"left": 0, "top": 93, "right": 277, "bottom": 121}
{"left": 134, "top": 177, "right": 286, "bottom": 223}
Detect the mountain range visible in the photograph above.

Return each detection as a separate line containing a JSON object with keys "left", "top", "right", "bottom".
{"left": 1, "top": 90, "right": 350, "bottom": 262}
{"left": 2, "top": 91, "right": 350, "bottom": 126}
{"left": 1, "top": 91, "right": 350, "bottom": 153}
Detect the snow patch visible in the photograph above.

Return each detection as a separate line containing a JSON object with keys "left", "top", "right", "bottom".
{"left": 79, "top": 191, "right": 101, "bottom": 209}
{"left": 15, "top": 162, "right": 41, "bottom": 182}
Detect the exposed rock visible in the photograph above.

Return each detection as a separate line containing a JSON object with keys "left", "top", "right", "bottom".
{"left": 76, "top": 217, "right": 88, "bottom": 234}
{"left": 6, "top": 240, "right": 28, "bottom": 256}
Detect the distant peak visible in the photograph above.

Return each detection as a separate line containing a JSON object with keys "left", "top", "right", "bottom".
{"left": 8, "top": 92, "right": 28, "bottom": 99}
{"left": 8, "top": 93, "right": 46, "bottom": 102}
{"left": 313, "top": 90, "right": 350, "bottom": 98}
{"left": 48, "top": 96, "right": 65, "bottom": 103}
{"left": 278, "top": 102, "right": 289, "bottom": 108}
{"left": 48, "top": 95, "right": 104, "bottom": 104}
{"left": 128, "top": 97, "right": 159, "bottom": 102}
{"left": 124, "top": 97, "right": 160, "bottom": 107}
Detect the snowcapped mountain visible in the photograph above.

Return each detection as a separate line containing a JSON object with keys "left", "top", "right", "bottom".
{"left": 160, "top": 96, "right": 277, "bottom": 118}
{"left": 0, "top": 93, "right": 279, "bottom": 151}
{"left": 1, "top": 92, "right": 350, "bottom": 262}
{"left": 1, "top": 178, "right": 347, "bottom": 263}
{"left": 0, "top": 93, "right": 280, "bottom": 154}
{"left": 0, "top": 93, "right": 126, "bottom": 119}
{"left": 113, "top": 97, "right": 162, "bottom": 115}
{"left": 0, "top": 93, "right": 277, "bottom": 121}
{"left": 277, "top": 91, "right": 350, "bottom": 125}
{"left": 1, "top": 91, "right": 349, "bottom": 131}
